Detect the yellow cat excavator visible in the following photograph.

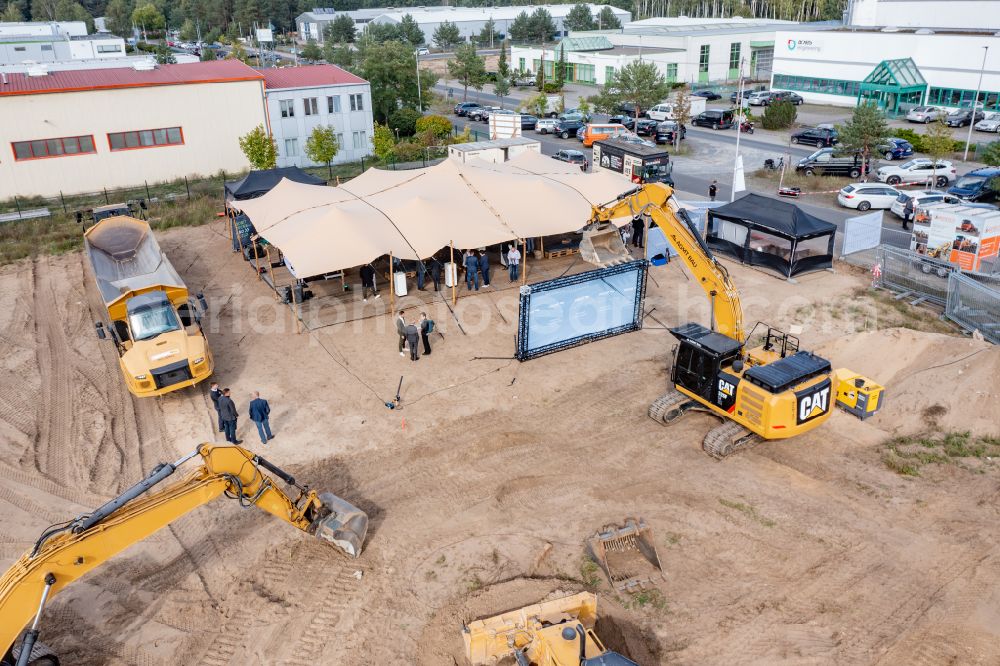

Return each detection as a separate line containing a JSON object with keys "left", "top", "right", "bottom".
{"left": 0, "top": 444, "right": 368, "bottom": 666}
{"left": 581, "top": 184, "right": 882, "bottom": 457}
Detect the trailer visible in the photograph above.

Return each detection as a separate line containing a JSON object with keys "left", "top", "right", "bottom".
{"left": 447, "top": 137, "right": 542, "bottom": 164}
{"left": 592, "top": 140, "right": 673, "bottom": 186}
{"left": 85, "top": 216, "right": 213, "bottom": 397}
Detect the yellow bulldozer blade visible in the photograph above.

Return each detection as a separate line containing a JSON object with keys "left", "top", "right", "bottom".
{"left": 311, "top": 492, "right": 369, "bottom": 558}
{"left": 587, "top": 518, "right": 663, "bottom": 593}
{"left": 463, "top": 591, "right": 599, "bottom": 666}
{"left": 579, "top": 221, "right": 633, "bottom": 267}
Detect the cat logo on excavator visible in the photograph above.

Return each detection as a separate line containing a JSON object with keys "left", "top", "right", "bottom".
{"left": 796, "top": 379, "right": 831, "bottom": 425}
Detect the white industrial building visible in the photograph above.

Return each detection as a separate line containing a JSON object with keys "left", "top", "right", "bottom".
{"left": 262, "top": 65, "right": 374, "bottom": 168}
{"left": 296, "top": 8, "right": 388, "bottom": 44}
{"left": 770, "top": 0, "right": 1000, "bottom": 114}
{"left": 0, "top": 60, "right": 268, "bottom": 198}
{"left": 0, "top": 21, "right": 126, "bottom": 66}
{"left": 0, "top": 21, "right": 88, "bottom": 38}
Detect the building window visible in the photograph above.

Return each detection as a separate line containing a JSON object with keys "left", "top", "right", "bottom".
{"left": 699, "top": 44, "right": 710, "bottom": 73}
{"left": 573, "top": 63, "right": 594, "bottom": 84}
{"left": 14, "top": 46, "right": 25, "bottom": 52}
{"left": 349, "top": 94, "right": 364, "bottom": 111}
{"left": 729, "top": 42, "right": 740, "bottom": 72}
{"left": 604, "top": 66, "right": 615, "bottom": 82}
{"left": 519, "top": 57, "right": 525, "bottom": 71}
{"left": 352, "top": 131, "right": 365, "bottom": 149}
{"left": 773, "top": 74, "right": 862, "bottom": 98}
{"left": 280, "top": 99, "right": 295, "bottom": 118}
{"left": 304, "top": 97, "right": 319, "bottom": 116}
{"left": 97, "top": 44, "right": 121, "bottom": 53}
{"left": 336, "top": 132, "right": 344, "bottom": 149}
{"left": 666, "top": 63, "right": 677, "bottom": 81}
{"left": 12, "top": 135, "right": 96, "bottom": 160}
{"left": 328, "top": 95, "right": 341, "bottom": 113}
{"left": 108, "top": 127, "right": 183, "bottom": 151}
{"left": 285, "top": 138, "right": 298, "bottom": 156}
{"left": 41, "top": 44, "right": 53, "bottom": 51}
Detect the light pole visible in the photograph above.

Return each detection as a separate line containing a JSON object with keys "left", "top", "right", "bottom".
{"left": 731, "top": 57, "right": 746, "bottom": 202}
{"left": 964, "top": 45, "right": 989, "bottom": 162}
{"left": 415, "top": 47, "right": 422, "bottom": 111}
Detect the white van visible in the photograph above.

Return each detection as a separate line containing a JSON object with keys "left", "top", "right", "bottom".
{"left": 647, "top": 103, "right": 676, "bottom": 122}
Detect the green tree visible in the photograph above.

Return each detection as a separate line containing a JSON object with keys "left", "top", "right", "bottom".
{"left": 433, "top": 20, "right": 461, "bottom": 50}
{"left": 324, "top": 41, "right": 355, "bottom": 69}
{"left": 1, "top": 2, "right": 24, "bottom": 20}
{"left": 104, "top": 0, "right": 131, "bottom": 36}
{"left": 372, "top": 122, "right": 395, "bottom": 161}
{"left": 448, "top": 42, "right": 487, "bottom": 102}
{"left": 361, "top": 22, "right": 401, "bottom": 44}
{"left": 238, "top": 124, "right": 277, "bottom": 170}
{"left": 493, "top": 40, "right": 511, "bottom": 107}
{"left": 529, "top": 7, "right": 556, "bottom": 43}
{"left": 564, "top": 3, "right": 595, "bottom": 31}
{"left": 761, "top": 100, "right": 796, "bottom": 129}
{"left": 30, "top": 0, "right": 57, "bottom": 20}
{"left": 228, "top": 40, "right": 247, "bottom": 62}
{"left": 522, "top": 92, "right": 549, "bottom": 117}
{"left": 592, "top": 60, "right": 670, "bottom": 121}
{"left": 555, "top": 44, "right": 567, "bottom": 89}
{"left": 131, "top": 3, "right": 164, "bottom": 31}
{"left": 179, "top": 18, "right": 197, "bottom": 41}
{"left": 597, "top": 6, "right": 622, "bottom": 29}
{"left": 325, "top": 13, "right": 356, "bottom": 43}
{"left": 535, "top": 51, "right": 544, "bottom": 90}
{"left": 416, "top": 115, "right": 453, "bottom": 140}
{"left": 301, "top": 38, "right": 321, "bottom": 62}
{"left": 671, "top": 87, "right": 691, "bottom": 149}
{"left": 201, "top": 46, "right": 217, "bottom": 61}
{"left": 398, "top": 13, "right": 425, "bottom": 46}
{"left": 836, "top": 102, "right": 889, "bottom": 178}
{"left": 359, "top": 40, "right": 431, "bottom": 122}
{"left": 53, "top": 0, "right": 92, "bottom": 30}
{"left": 476, "top": 17, "right": 500, "bottom": 48}
{"left": 508, "top": 11, "right": 531, "bottom": 43}
{"left": 922, "top": 120, "right": 958, "bottom": 186}
{"left": 155, "top": 43, "right": 175, "bottom": 63}
{"left": 979, "top": 140, "right": 1000, "bottom": 167}
{"left": 305, "top": 125, "right": 340, "bottom": 178}
{"left": 389, "top": 107, "right": 422, "bottom": 137}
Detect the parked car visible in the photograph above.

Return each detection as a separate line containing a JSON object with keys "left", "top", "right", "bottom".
{"left": 617, "top": 101, "right": 642, "bottom": 116}
{"left": 581, "top": 123, "right": 634, "bottom": 147}
{"left": 467, "top": 106, "right": 499, "bottom": 121}
{"left": 607, "top": 115, "right": 636, "bottom": 130}
{"left": 416, "top": 47, "right": 429, "bottom": 56}
{"left": 837, "top": 183, "right": 902, "bottom": 211}
{"left": 558, "top": 111, "right": 589, "bottom": 123}
{"left": 876, "top": 158, "right": 956, "bottom": 187}
{"left": 634, "top": 118, "right": 659, "bottom": 136}
{"left": 974, "top": 111, "right": 1000, "bottom": 132}
{"left": 655, "top": 121, "right": 686, "bottom": 144}
{"left": 796, "top": 148, "right": 870, "bottom": 178}
{"left": 905, "top": 106, "right": 946, "bottom": 123}
{"left": 454, "top": 102, "right": 482, "bottom": 116}
{"left": 692, "top": 109, "right": 735, "bottom": 129}
{"left": 553, "top": 119, "right": 586, "bottom": 139}
{"left": 890, "top": 190, "right": 964, "bottom": 219}
{"left": 747, "top": 91, "right": 772, "bottom": 106}
{"left": 535, "top": 118, "right": 559, "bottom": 134}
{"left": 553, "top": 149, "right": 586, "bottom": 165}
{"left": 769, "top": 90, "right": 804, "bottom": 105}
{"left": 947, "top": 167, "right": 1000, "bottom": 202}
{"left": 791, "top": 127, "right": 838, "bottom": 147}
{"left": 878, "top": 137, "right": 914, "bottom": 161}
{"left": 692, "top": 89, "right": 722, "bottom": 100}
{"left": 613, "top": 134, "right": 657, "bottom": 148}
{"left": 647, "top": 103, "right": 677, "bottom": 121}
{"left": 520, "top": 114, "right": 538, "bottom": 130}
{"left": 945, "top": 108, "right": 986, "bottom": 127}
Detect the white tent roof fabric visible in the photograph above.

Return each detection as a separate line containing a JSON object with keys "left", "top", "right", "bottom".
{"left": 236, "top": 153, "right": 634, "bottom": 279}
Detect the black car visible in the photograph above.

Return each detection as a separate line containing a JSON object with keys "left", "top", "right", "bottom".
{"left": 520, "top": 114, "right": 538, "bottom": 130}
{"left": 791, "top": 127, "right": 838, "bottom": 147}
{"left": 617, "top": 101, "right": 642, "bottom": 117}
{"left": 634, "top": 118, "right": 659, "bottom": 136}
{"left": 655, "top": 121, "right": 686, "bottom": 144}
{"left": 553, "top": 119, "right": 585, "bottom": 138}
{"left": 768, "top": 91, "right": 804, "bottom": 105}
{"left": 454, "top": 102, "right": 482, "bottom": 116}
{"left": 691, "top": 109, "right": 735, "bottom": 129}
{"left": 553, "top": 149, "right": 586, "bottom": 165}
{"left": 945, "top": 109, "right": 986, "bottom": 127}
{"left": 692, "top": 90, "right": 722, "bottom": 101}
{"left": 607, "top": 115, "right": 636, "bottom": 130}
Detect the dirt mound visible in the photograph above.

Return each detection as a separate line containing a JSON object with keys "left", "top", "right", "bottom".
{"left": 819, "top": 327, "right": 1000, "bottom": 435}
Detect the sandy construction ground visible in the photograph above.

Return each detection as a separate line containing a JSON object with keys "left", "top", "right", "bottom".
{"left": 1, "top": 220, "right": 998, "bottom": 665}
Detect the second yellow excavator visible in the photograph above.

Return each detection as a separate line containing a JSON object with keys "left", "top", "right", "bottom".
{"left": 0, "top": 444, "right": 368, "bottom": 666}
{"left": 581, "top": 184, "right": 882, "bottom": 457}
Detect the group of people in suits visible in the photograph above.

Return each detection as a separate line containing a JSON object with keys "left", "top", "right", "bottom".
{"left": 210, "top": 383, "right": 274, "bottom": 446}
{"left": 395, "top": 310, "right": 434, "bottom": 361}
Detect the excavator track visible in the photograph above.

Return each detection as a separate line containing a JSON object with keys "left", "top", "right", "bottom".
{"left": 702, "top": 420, "right": 761, "bottom": 459}
{"left": 647, "top": 389, "right": 694, "bottom": 425}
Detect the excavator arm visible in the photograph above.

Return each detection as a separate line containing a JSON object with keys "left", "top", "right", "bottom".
{"left": 1, "top": 444, "right": 367, "bottom": 664}
{"left": 589, "top": 183, "right": 745, "bottom": 343}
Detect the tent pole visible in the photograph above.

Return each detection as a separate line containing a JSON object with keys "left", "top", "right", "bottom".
{"left": 521, "top": 238, "right": 527, "bottom": 285}
{"left": 450, "top": 242, "right": 456, "bottom": 305}
{"left": 255, "top": 239, "right": 262, "bottom": 280}
{"left": 266, "top": 245, "right": 276, "bottom": 299}
{"left": 540, "top": 236, "right": 544, "bottom": 256}
{"left": 389, "top": 251, "right": 394, "bottom": 312}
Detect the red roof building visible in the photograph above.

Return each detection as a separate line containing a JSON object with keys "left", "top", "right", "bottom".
{"left": 260, "top": 64, "right": 367, "bottom": 90}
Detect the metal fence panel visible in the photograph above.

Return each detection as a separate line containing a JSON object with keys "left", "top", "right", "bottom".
{"left": 946, "top": 272, "right": 1000, "bottom": 344}
{"left": 841, "top": 211, "right": 884, "bottom": 257}
{"left": 876, "top": 244, "right": 956, "bottom": 306}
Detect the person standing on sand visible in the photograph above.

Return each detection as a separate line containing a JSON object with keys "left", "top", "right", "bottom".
{"left": 479, "top": 249, "right": 491, "bottom": 288}
{"left": 464, "top": 250, "right": 480, "bottom": 291}
{"left": 248, "top": 391, "right": 273, "bottom": 444}
{"left": 507, "top": 244, "right": 520, "bottom": 282}
{"left": 405, "top": 323, "right": 420, "bottom": 361}
{"left": 218, "top": 388, "right": 240, "bottom": 444}
{"left": 209, "top": 382, "right": 223, "bottom": 432}
{"left": 430, "top": 256, "right": 442, "bottom": 291}
{"left": 419, "top": 312, "right": 433, "bottom": 355}
{"left": 360, "top": 264, "right": 379, "bottom": 302}
{"left": 396, "top": 310, "right": 407, "bottom": 357}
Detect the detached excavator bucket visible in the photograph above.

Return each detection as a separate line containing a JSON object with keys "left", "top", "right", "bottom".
{"left": 311, "top": 492, "right": 369, "bottom": 558}
{"left": 587, "top": 518, "right": 663, "bottom": 593}
{"left": 463, "top": 592, "right": 599, "bottom": 666}
{"left": 579, "top": 221, "right": 632, "bottom": 267}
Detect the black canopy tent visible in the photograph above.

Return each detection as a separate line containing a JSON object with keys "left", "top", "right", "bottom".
{"left": 224, "top": 167, "right": 326, "bottom": 201}
{"left": 706, "top": 194, "right": 837, "bottom": 277}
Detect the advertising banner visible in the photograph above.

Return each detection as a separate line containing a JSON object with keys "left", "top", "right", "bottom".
{"left": 515, "top": 260, "right": 648, "bottom": 360}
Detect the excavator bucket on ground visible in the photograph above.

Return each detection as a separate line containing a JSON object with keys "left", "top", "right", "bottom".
{"left": 579, "top": 221, "right": 633, "bottom": 267}
{"left": 587, "top": 518, "right": 663, "bottom": 593}
{"left": 310, "top": 492, "right": 369, "bottom": 558}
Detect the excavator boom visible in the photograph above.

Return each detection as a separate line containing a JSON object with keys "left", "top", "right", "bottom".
{"left": 1, "top": 444, "right": 367, "bottom": 662}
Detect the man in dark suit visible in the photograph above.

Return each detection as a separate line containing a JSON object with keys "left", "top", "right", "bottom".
{"left": 430, "top": 257, "right": 442, "bottom": 291}
{"left": 464, "top": 250, "right": 480, "bottom": 291}
{"left": 479, "top": 249, "right": 491, "bottom": 287}
{"left": 396, "top": 310, "right": 407, "bottom": 357}
{"left": 405, "top": 323, "right": 420, "bottom": 361}
{"left": 248, "top": 391, "right": 273, "bottom": 444}
{"left": 218, "top": 388, "right": 240, "bottom": 444}
{"left": 209, "top": 382, "right": 223, "bottom": 432}
{"left": 360, "top": 264, "right": 379, "bottom": 302}
{"left": 419, "top": 312, "right": 433, "bottom": 355}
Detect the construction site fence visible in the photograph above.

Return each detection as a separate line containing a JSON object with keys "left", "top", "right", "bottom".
{"left": 946, "top": 272, "right": 1000, "bottom": 344}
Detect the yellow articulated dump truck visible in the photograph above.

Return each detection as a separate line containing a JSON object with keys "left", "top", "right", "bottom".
{"left": 85, "top": 216, "right": 213, "bottom": 397}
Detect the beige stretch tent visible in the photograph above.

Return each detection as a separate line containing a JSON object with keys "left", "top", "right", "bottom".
{"left": 236, "top": 153, "right": 633, "bottom": 279}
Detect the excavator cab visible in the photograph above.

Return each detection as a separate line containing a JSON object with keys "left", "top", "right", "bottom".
{"left": 670, "top": 322, "right": 743, "bottom": 404}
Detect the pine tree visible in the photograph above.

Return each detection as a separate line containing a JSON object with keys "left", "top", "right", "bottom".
{"left": 432, "top": 20, "right": 461, "bottom": 50}
{"left": 494, "top": 40, "right": 511, "bottom": 107}
{"left": 837, "top": 103, "right": 890, "bottom": 178}
{"left": 448, "top": 43, "right": 487, "bottom": 102}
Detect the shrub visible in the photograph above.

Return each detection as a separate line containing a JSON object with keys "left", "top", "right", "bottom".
{"left": 388, "top": 107, "right": 422, "bottom": 137}
{"left": 761, "top": 100, "right": 796, "bottom": 130}
{"left": 542, "top": 82, "right": 563, "bottom": 94}
{"left": 977, "top": 141, "right": 1000, "bottom": 165}
{"left": 391, "top": 140, "right": 425, "bottom": 162}
{"left": 415, "top": 114, "right": 454, "bottom": 141}
{"left": 890, "top": 127, "right": 925, "bottom": 152}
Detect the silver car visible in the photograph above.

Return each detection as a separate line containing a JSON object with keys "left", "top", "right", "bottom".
{"left": 905, "top": 106, "right": 946, "bottom": 123}
{"left": 747, "top": 91, "right": 771, "bottom": 106}
{"left": 535, "top": 118, "right": 559, "bottom": 134}
{"left": 974, "top": 111, "right": 1000, "bottom": 133}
